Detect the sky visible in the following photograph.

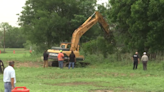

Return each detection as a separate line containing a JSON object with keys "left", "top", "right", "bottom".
{"left": 0, "top": 0, "right": 108, "bottom": 27}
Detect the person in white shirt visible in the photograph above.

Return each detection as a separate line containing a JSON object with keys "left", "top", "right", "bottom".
{"left": 3, "top": 61, "right": 16, "bottom": 92}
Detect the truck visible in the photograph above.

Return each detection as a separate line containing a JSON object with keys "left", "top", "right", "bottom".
{"left": 47, "top": 11, "right": 111, "bottom": 67}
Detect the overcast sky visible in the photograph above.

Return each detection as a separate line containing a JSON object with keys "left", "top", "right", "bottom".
{"left": 0, "top": 0, "right": 108, "bottom": 27}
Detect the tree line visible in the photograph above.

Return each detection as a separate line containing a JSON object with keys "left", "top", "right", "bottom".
{"left": 1, "top": 0, "right": 164, "bottom": 57}
{"left": 109, "top": 0, "right": 164, "bottom": 55}
{"left": 0, "top": 23, "right": 25, "bottom": 48}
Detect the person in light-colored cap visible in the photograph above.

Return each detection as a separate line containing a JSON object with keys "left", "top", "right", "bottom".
{"left": 141, "top": 52, "right": 148, "bottom": 70}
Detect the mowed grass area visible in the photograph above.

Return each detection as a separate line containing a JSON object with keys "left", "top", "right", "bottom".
{"left": 1, "top": 65, "right": 164, "bottom": 92}
{"left": 0, "top": 48, "right": 42, "bottom": 63}
{"left": 0, "top": 48, "right": 164, "bottom": 92}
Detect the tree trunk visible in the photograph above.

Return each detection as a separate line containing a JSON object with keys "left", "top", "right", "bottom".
{"left": 3, "top": 27, "right": 5, "bottom": 52}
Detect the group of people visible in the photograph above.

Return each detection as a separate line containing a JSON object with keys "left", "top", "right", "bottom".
{"left": 1, "top": 51, "right": 149, "bottom": 92}
{"left": 43, "top": 50, "right": 76, "bottom": 69}
{"left": 132, "top": 52, "right": 149, "bottom": 70}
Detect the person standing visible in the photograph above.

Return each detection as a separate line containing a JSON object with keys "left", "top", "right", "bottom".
{"left": 43, "top": 50, "right": 49, "bottom": 68}
{"left": 58, "top": 50, "right": 64, "bottom": 69}
{"left": 132, "top": 52, "right": 140, "bottom": 70}
{"left": 141, "top": 52, "right": 148, "bottom": 70}
{"left": 0, "top": 60, "right": 4, "bottom": 74}
{"left": 3, "top": 61, "right": 16, "bottom": 92}
{"left": 68, "top": 51, "right": 76, "bottom": 69}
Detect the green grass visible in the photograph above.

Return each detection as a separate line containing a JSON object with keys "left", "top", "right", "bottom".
{"left": 0, "top": 48, "right": 42, "bottom": 63}
{"left": 1, "top": 48, "right": 164, "bottom": 92}
{"left": 0, "top": 62, "right": 164, "bottom": 92}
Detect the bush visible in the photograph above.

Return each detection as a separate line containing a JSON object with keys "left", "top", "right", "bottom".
{"left": 82, "top": 36, "right": 115, "bottom": 58}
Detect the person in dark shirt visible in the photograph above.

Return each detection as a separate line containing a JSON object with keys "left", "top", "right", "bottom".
{"left": 132, "top": 52, "right": 140, "bottom": 70}
{"left": 43, "top": 50, "right": 49, "bottom": 68}
{"left": 0, "top": 60, "right": 4, "bottom": 74}
{"left": 68, "top": 51, "right": 76, "bottom": 69}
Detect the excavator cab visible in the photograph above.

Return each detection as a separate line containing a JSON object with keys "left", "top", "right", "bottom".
{"left": 60, "top": 43, "right": 71, "bottom": 49}
{"left": 60, "top": 43, "right": 79, "bottom": 51}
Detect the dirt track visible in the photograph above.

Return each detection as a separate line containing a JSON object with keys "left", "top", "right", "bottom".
{"left": 15, "top": 61, "right": 42, "bottom": 68}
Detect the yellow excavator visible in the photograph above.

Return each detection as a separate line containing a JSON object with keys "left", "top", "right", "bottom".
{"left": 47, "top": 11, "right": 110, "bottom": 67}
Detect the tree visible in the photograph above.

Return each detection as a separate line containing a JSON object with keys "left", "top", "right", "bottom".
{"left": 18, "top": 0, "right": 98, "bottom": 50}
{"left": 0, "top": 22, "right": 26, "bottom": 48}
{"left": 0, "top": 22, "right": 12, "bottom": 52}
{"left": 146, "top": 0, "right": 164, "bottom": 52}
{"left": 4, "top": 27, "right": 26, "bottom": 48}
{"left": 109, "top": 0, "right": 164, "bottom": 54}
{"left": 0, "top": 31, "right": 2, "bottom": 47}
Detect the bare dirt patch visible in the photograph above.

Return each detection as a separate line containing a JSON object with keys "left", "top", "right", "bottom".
{"left": 121, "top": 73, "right": 126, "bottom": 76}
{"left": 57, "top": 82, "right": 94, "bottom": 86}
{"left": 46, "top": 82, "right": 106, "bottom": 87}
{"left": 55, "top": 82, "right": 103, "bottom": 87}
{"left": 130, "top": 73, "right": 135, "bottom": 77}
{"left": 90, "top": 89, "right": 134, "bottom": 92}
{"left": 89, "top": 90, "right": 113, "bottom": 92}
{"left": 16, "top": 61, "right": 42, "bottom": 68}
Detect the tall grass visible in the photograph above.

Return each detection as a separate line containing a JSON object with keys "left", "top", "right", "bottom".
{"left": 81, "top": 50, "right": 164, "bottom": 71}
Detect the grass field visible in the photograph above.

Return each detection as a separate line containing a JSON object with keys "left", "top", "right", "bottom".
{"left": 0, "top": 48, "right": 42, "bottom": 63}
{"left": 0, "top": 48, "right": 164, "bottom": 92}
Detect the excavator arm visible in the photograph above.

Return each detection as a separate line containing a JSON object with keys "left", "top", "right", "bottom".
{"left": 70, "top": 11, "right": 110, "bottom": 51}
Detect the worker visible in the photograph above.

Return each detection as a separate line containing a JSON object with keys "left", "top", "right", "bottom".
{"left": 58, "top": 50, "right": 64, "bottom": 69}
{"left": 43, "top": 50, "right": 49, "bottom": 68}
{"left": 68, "top": 51, "right": 76, "bottom": 69}
{"left": 0, "top": 60, "right": 4, "bottom": 74}
{"left": 3, "top": 61, "right": 16, "bottom": 92}
{"left": 141, "top": 52, "right": 148, "bottom": 70}
{"left": 132, "top": 52, "right": 140, "bottom": 70}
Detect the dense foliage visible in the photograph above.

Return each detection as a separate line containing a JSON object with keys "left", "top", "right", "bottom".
{"left": 0, "top": 23, "right": 25, "bottom": 48}
{"left": 109, "top": 0, "right": 164, "bottom": 53}
{"left": 18, "top": 0, "right": 101, "bottom": 50}
{"left": 82, "top": 36, "right": 115, "bottom": 58}
{"left": 0, "top": 0, "right": 162, "bottom": 57}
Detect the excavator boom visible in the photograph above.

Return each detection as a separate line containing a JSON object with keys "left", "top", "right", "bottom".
{"left": 70, "top": 11, "right": 110, "bottom": 51}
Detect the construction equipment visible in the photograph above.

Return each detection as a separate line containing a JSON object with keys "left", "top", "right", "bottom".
{"left": 47, "top": 11, "right": 110, "bottom": 67}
